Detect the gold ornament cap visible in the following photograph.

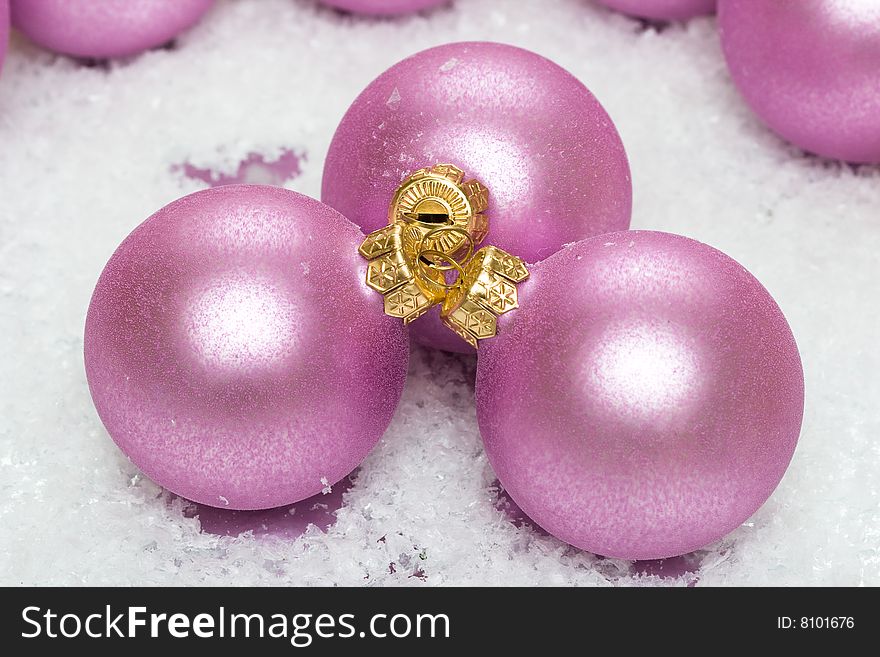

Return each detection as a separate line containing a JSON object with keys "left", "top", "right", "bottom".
{"left": 359, "top": 164, "right": 528, "bottom": 346}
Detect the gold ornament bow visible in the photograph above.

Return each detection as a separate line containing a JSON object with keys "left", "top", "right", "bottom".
{"left": 359, "top": 164, "right": 529, "bottom": 348}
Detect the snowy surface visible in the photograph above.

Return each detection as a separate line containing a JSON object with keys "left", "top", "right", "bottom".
{"left": 1, "top": 0, "right": 878, "bottom": 586}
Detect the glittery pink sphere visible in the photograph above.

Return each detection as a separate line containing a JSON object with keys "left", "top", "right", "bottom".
{"left": 719, "top": 0, "right": 880, "bottom": 163}
{"left": 85, "top": 186, "right": 408, "bottom": 510}
{"left": 320, "top": 0, "right": 446, "bottom": 16}
{"left": 11, "top": 0, "right": 214, "bottom": 59}
{"left": 0, "top": 0, "right": 8, "bottom": 74}
{"left": 323, "top": 42, "right": 632, "bottom": 352}
{"left": 595, "top": 0, "right": 715, "bottom": 21}
{"left": 476, "top": 231, "right": 804, "bottom": 560}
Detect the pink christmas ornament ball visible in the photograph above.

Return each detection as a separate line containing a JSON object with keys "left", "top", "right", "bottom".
{"left": 0, "top": 0, "right": 8, "bottom": 74}
{"left": 323, "top": 41, "right": 631, "bottom": 353}
{"left": 595, "top": 0, "right": 715, "bottom": 21}
{"left": 85, "top": 186, "right": 408, "bottom": 510}
{"left": 476, "top": 231, "right": 804, "bottom": 560}
{"left": 719, "top": 0, "right": 880, "bottom": 164}
{"left": 10, "top": 0, "right": 215, "bottom": 59}
{"left": 319, "top": 0, "right": 447, "bottom": 16}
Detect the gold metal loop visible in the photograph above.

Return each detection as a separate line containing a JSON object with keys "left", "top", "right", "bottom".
{"left": 416, "top": 249, "right": 467, "bottom": 290}
{"left": 416, "top": 226, "right": 475, "bottom": 271}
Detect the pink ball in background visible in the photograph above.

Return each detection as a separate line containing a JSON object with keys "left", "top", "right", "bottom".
{"left": 323, "top": 42, "right": 631, "bottom": 352}
{"left": 594, "top": 0, "right": 715, "bottom": 21}
{"left": 320, "top": 0, "right": 447, "bottom": 16}
{"left": 0, "top": 0, "right": 8, "bottom": 74}
{"left": 476, "top": 231, "right": 804, "bottom": 560}
{"left": 85, "top": 186, "right": 408, "bottom": 510}
{"left": 11, "top": 0, "right": 215, "bottom": 59}
{"left": 719, "top": 0, "right": 880, "bottom": 164}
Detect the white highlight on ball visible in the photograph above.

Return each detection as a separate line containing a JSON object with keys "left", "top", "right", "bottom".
{"left": 588, "top": 320, "right": 701, "bottom": 420}
{"left": 185, "top": 273, "right": 300, "bottom": 371}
